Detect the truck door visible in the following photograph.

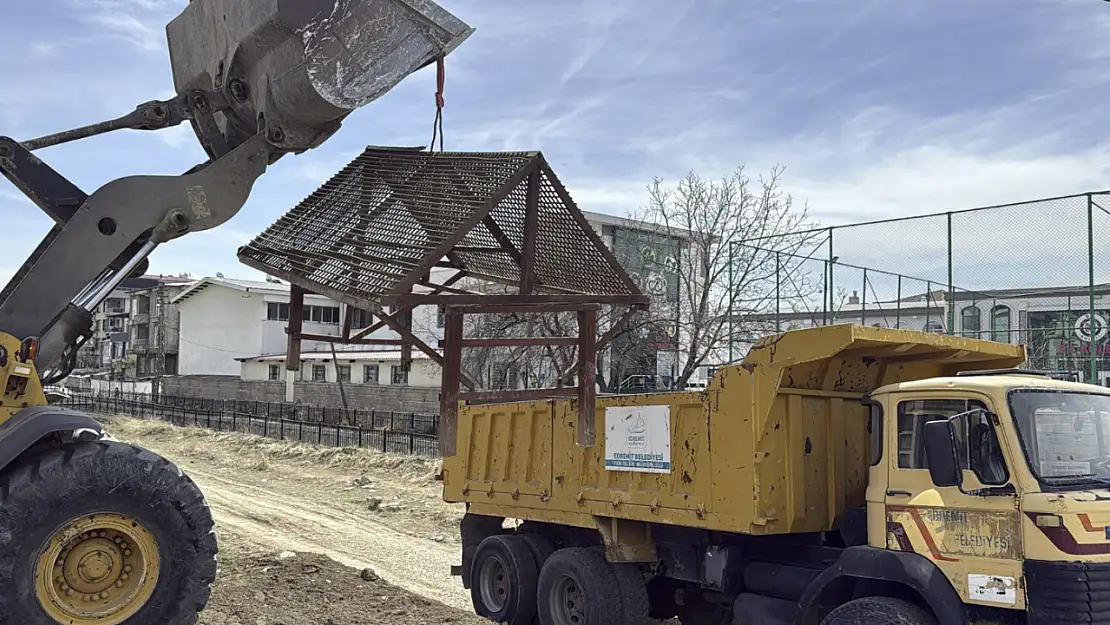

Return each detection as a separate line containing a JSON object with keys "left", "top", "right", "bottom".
{"left": 884, "top": 394, "right": 1025, "bottom": 611}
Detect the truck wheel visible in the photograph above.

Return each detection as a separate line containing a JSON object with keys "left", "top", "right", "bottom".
{"left": 518, "top": 532, "right": 555, "bottom": 569}
{"left": 0, "top": 440, "right": 217, "bottom": 625}
{"left": 610, "top": 558, "right": 654, "bottom": 625}
{"left": 537, "top": 547, "right": 624, "bottom": 625}
{"left": 470, "top": 534, "right": 539, "bottom": 625}
{"left": 820, "top": 597, "right": 938, "bottom": 625}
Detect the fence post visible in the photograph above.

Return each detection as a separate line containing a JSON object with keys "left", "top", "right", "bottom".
{"left": 827, "top": 228, "right": 835, "bottom": 324}
{"left": 925, "top": 281, "right": 932, "bottom": 328}
{"left": 317, "top": 423, "right": 322, "bottom": 444}
{"left": 947, "top": 211, "right": 955, "bottom": 334}
{"left": 775, "top": 251, "right": 781, "bottom": 333}
{"left": 728, "top": 240, "right": 735, "bottom": 362}
{"left": 280, "top": 419, "right": 285, "bottom": 441}
{"left": 896, "top": 275, "right": 902, "bottom": 329}
{"left": 861, "top": 268, "right": 867, "bottom": 325}
{"left": 359, "top": 427, "right": 363, "bottom": 448}
{"left": 336, "top": 423, "right": 341, "bottom": 447}
{"left": 381, "top": 430, "right": 387, "bottom": 453}
{"left": 1089, "top": 193, "right": 1098, "bottom": 384}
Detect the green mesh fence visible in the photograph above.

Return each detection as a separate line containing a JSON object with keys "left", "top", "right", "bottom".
{"left": 729, "top": 191, "right": 1110, "bottom": 385}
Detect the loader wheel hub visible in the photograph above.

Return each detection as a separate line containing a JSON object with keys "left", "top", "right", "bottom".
{"left": 34, "top": 513, "right": 160, "bottom": 625}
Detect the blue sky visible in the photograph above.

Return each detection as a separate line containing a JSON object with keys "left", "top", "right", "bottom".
{"left": 4, "top": 0, "right": 1110, "bottom": 290}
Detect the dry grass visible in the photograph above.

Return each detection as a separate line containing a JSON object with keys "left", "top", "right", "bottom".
{"left": 101, "top": 415, "right": 462, "bottom": 542}
{"left": 102, "top": 415, "right": 443, "bottom": 484}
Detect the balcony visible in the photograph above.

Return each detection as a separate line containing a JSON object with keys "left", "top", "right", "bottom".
{"left": 130, "top": 313, "right": 150, "bottom": 325}
{"left": 130, "top": 339, "right": 149, "bottom": 353}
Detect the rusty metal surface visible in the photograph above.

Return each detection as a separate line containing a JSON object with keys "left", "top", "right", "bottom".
{"left": 239, "top": 148, "right": 642, "bottom": 306}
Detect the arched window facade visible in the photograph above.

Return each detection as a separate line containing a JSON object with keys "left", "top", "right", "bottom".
{"left": 961, "top": 306, "right": 981, "bottom": 338}
{"left": 991, "top": 305, "right": 1011, "bottom": 343}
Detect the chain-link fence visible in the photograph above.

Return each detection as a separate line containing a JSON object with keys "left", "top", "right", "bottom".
{"left": 729, "top": 191, "right": 1110, "bottom": 384}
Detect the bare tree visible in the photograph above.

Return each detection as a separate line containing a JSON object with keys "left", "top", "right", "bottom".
{"left": 620, "top": 164, "right": 820, "bottom": 389}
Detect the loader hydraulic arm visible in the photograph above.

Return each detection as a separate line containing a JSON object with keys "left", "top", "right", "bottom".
{"left": 0, "top": 0, "right": 474, "bottom": 384}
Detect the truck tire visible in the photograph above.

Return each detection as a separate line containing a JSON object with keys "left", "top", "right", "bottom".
{"left": 470, "top": 534, "right": 539, "bottom": 625}
{"left": 537, "top": 547, "right": 624, "bottom": 625}
{"left": 0, "top": 440, "right": 217, "bottom": 625}
{"left": 519, "top": 532, "right": 555, "bottom": 569}
{"left": 611, "top": 558, "right": 655, "bottom": 625}
{"left": 820, "top": 596, "right": 938, "bottom": 625}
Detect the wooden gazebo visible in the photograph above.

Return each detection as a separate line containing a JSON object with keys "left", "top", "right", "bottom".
{"left": 238, "top": 147, "right": 649, "bottom": 455}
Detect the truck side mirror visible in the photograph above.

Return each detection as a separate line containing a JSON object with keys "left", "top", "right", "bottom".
{"left": 924, "top": 420, "right": 962, "bottom": 488}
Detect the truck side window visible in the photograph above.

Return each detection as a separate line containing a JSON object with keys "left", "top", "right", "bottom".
{"left": 896, "top": 399, "right": 1006, "bottom": 484}
{"left": 868, "top": 402, "right": 883, "bottom": 466}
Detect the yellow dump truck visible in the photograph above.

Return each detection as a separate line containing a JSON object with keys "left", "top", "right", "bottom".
{"left": 443, "top": 324, "right": 1110, "bottom": 625}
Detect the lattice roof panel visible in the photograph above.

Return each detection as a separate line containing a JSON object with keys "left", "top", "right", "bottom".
{"left": 238, "top": 147, "right": 642, "bottom": 309}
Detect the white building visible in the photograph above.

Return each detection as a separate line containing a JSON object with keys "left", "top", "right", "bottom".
{"left": 172, "top": 275, "right": 444, "bottom": 376}
{"left": 238, "top": 350, "right": 439, "bottom": 387}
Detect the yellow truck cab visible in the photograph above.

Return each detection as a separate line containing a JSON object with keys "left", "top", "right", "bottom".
{"left": 443, "top": 324, "right": 1110, "bottom": 625}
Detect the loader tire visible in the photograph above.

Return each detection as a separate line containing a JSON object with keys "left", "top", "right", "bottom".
{"left": 0, "top": 440, "right": 217, "bottom": 625}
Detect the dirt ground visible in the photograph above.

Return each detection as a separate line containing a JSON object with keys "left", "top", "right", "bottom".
{"left": 101, "top": 416, "right": 480, "bottom": 622}
{"left": 198, "top": 544, "right": 483, "bottom": 625}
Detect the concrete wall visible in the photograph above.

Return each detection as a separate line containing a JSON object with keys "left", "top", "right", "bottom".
{"left": 161, "top": 375, "right": 440, "bottom": 413}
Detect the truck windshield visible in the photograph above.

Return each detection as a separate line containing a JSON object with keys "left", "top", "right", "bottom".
{"left": 1009, "top": 389, "right": 1110, "bottom": 485}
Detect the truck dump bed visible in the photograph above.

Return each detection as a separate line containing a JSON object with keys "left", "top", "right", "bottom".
{"left": 442, "top": 325, "right": 1026, "bottom": 535}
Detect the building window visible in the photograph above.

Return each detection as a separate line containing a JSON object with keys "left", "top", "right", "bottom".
{"left": 961, "top": 306, "right": 981, "bottom": 338}
{"left": 303, "top": 305, "right": 341, "bottom": 324}
{"left": 391, "top": 365, "right": 408, "bottom": 385}
{"left": 267, "top": 302, "right": 290, "bottom": 321}
{"left": 436, "top": 305, "right": 445, "bottom": 328}
{"left": 349, "top": 307, "right": 373, "bottom": 329}
{"left": 991, "top": 305, "right": 1011, "bottom": 343}
{"left": 363, "top": 364, "right": 379, "bottom": 384}
{"left": 105, "top": 297, "right": 126, "bottom": 314}
{"left": 337, "top": 364, "right": 351, "bottom": 383}
{"left": 268, "top": 364, "right": 280, "bottom": 380}
{"left": 311, "top": 364, "right": 327, "bottom": 381}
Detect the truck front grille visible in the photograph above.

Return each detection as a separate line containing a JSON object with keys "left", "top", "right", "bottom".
{"left": 1026, "top": 560, "right": 1110, "bottom": 624}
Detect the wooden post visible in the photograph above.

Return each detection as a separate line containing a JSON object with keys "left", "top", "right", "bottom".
{"left": 439, "top": 311, "right": 464, "bottom": 457}
{"left": 577, "top": 309, "right": 597, "bottom": 447}
{"left": 329, "top": 342, "right": 349, "bottom": 411}
{"left": 285, "top": 285, "right": 305, "bottom": 403}
{"left": 400, "top": 307, "right": 413, "bottom": 372}
{"left": 520, "top": 167, "right": 540, "bottom": 293}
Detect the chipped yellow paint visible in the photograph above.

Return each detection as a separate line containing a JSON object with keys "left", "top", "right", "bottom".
{"left": 0, "top": 331, "right": 47, "bottom": 425}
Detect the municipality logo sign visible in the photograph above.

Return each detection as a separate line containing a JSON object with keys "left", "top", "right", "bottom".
{"left": 605, "top": 406, "right": 672, "bottom": 474}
